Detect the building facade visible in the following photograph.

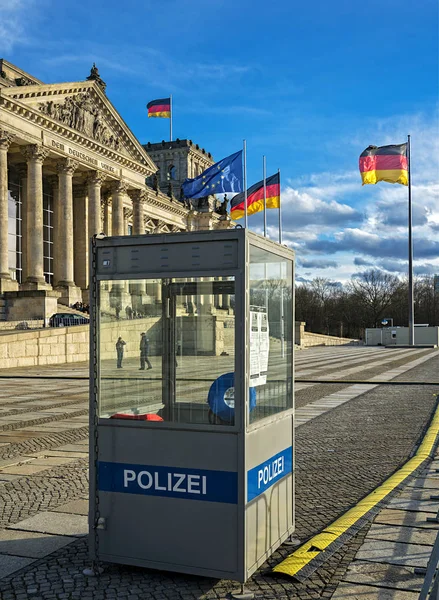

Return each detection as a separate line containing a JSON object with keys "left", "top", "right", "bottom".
{"left": 0, "top": 60, "right": 231, "bottom": 319}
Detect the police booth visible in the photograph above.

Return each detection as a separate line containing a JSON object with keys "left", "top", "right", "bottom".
{"left": 89, "top": 228, "right": 295, "bottom": 583}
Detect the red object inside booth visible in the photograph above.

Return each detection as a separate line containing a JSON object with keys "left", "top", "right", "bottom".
{"left": 110, "top": 413, "right": 163, "bottom": 421}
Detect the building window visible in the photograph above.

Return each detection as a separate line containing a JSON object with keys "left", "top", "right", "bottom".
{"left": 128, "top": 224, "right": 133, "bottom": 236}
{"left": 43, "top": 182, "right": 54, "bottom": 285}
{"left": 168, "top": 164, "right": 176, "bottom": 180}
{"left": 7, "top": 176, "right": 22, "bottom": 283}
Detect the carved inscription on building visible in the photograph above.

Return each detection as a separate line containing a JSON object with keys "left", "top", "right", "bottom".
{"left": 44, "top": 135, "right": 120, "bottom": 175}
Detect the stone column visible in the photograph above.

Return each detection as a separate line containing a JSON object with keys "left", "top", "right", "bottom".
{"left": 87, "top": 171, "right": 106, "bottom": 238}
{"left": 130, "top": 189, "right": 146, "bottom": 235}
{"left": 110, "top": 181, "right": 130, "bottom": 309}
{"left": 0, "top": 131, "right": 18, "bottom": 291}
{"left": 111, "top": 180, "right": 127, "bottom": 236}
{"left": 199, "top": 277, "right": 214, "bottom": 314}
{"left": 73, "top": 184, "right": 88, "bottom": 291}
{"left": 20, "top": 144, "right": 49, "bottom": 288}
{"left": 17, "top": 164, "right": 28, "bottom": 285}
{"left": 123, "top": 207, "right": 131, "bottom": 235}
{"left": 221, "top": 276, "right": 230, "bottom": 311}
{"left": 55, "top": 158, "right": 81, "bottom": 304}
{"left": 47, "top": 176, "right": 60, "bottom": 287}
{"left": 101, "top": 193, "right": 111, "bottom": 236}
{"left": 128, "top": 190, "right": 147, "bottom": 310}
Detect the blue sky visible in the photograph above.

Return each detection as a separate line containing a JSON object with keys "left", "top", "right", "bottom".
{"left": 1, "top": 0, "right": 438, "bottom": 283}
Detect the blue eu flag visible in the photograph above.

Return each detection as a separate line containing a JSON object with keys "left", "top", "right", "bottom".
{"left": 182, "top": 150, "right": 243, "bottom": 199}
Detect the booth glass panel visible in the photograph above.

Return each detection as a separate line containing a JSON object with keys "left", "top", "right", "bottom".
{"left": 97, "top": 276, "right": 236, "bottom": 427}
{"left": 248, "top": 246, "right": 293, "bottom": 425}
{"left": 171, "top": 276, "right": 236, "bottom": 426}
{"left": 98, "top": 278, "right": 164, "bottom": 419}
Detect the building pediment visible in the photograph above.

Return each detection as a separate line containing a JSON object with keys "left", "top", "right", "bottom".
{"left": 1, "top": 80, "right": 156, "bottom": 173}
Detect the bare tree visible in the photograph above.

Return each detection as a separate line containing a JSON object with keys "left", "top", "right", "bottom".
{"left": 347, "top": 269, "right": 402, "bottom": 327}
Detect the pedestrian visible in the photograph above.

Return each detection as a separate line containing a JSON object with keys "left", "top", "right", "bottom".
{"left": 139, "top": 333, "right": 152, "bottom": 370}
{"left": 116, "top": 336, "right": 126, "bottom": 368}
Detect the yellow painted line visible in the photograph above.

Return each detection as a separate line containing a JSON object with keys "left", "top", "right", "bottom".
{"left": 274, "top": 396, "right": 439, "bottom": 578}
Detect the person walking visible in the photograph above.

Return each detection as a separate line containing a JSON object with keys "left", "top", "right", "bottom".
{"left": 116, "top": 337, "right": 126, "bottom": 369}
{"left": 139, "top": 333, "right": 152, "bottom": 370}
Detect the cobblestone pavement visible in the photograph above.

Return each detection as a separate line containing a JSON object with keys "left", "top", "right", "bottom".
{"left": 0, "top": 346, "right": 437, "bottom": 599}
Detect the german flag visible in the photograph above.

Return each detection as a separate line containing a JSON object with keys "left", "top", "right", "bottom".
{"left": 147, "top": 98, "right": 171, "bottom": 118}
{"left": 230, "top": 173, "right": 280, "bottom": 220}
{"left": 359, "top": 143, "right": 408, "bottom": 186}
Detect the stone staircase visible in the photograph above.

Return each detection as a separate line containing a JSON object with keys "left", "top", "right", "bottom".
{"left": 55, "top": 302, "right": 89, "bottom": 318}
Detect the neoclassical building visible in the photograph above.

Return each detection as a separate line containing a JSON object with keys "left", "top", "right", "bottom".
{"left": 0, "top": 59, "right": 230, "bottom": 319}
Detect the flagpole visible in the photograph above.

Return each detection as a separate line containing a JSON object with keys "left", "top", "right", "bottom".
{"left": 278, "top": 168, "right": 282, "bottom": 244}
{"left": 263, "top": 155, "right": 267, "bottom": 238}
{"left": 170, "top": 94, "right": 173, "bottom": 142}
{"left": 243, "top": 139, "right": 248, "bottom": 228}
{"left": 407, "top": 134, "right": 414, "bottom": 346}
{"left": 263, "top": 155, "right": 268, "bottom": 314}
{"left": 277, "top": 167, "right": 284, "bottom": 356}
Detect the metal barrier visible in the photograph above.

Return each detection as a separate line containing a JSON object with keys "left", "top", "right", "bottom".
{"left": 418, "top": 484, "right": 439, "bottom": 599}
{"left": 418, "top": 529, "right": 439, "bottom": 599}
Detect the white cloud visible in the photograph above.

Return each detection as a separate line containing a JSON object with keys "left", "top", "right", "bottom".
{"left": 0, "top": 0, "right": 40, "bottom": 52}
{"left": 282, "top": 186, "right": 362, "bottom": 229}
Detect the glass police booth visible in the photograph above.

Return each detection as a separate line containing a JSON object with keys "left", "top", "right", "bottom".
{"left": 89, "top": 228, "right": 295, "bottom": 583}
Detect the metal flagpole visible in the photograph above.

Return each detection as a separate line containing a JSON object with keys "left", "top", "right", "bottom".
{"left": 407, "top": 134, "right": 414, "bottom": 346}
{"left": 263, "top": 155, "right": 267, "bottom": 238}
{"left": 276, "top": 169, "right": 284, "bottom": 356}
{"left": 263, "top": 156, "right": 269, "bottom": 313}
{"left": 278, "top": 168, "right": 282, "bottom": 245}
{"left": 169, "top": 95, "right": 173, "bottom": 142}
{"left": 244, "top": 140, "right": 248, "bottom": 228}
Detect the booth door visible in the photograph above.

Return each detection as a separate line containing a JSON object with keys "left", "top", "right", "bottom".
{"left": 161, "top": 278, "right": 235, "bottom": 424}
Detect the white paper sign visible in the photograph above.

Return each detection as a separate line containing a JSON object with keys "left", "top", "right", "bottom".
{"left": 249, "top": 308, "right": 269, "bottom": 387}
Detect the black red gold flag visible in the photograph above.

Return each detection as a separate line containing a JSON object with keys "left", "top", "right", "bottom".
{"left": 230, "top": 173, "right": 280, "bottom": 220}
{"left": 359, "top": 143, "right": 408, "bottom": 186}
{"left": 147, "top": 98, "right": 171, "bottom": 118}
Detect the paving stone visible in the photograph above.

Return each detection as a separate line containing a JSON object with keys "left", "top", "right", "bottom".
{"left": 23, "top": 451, "right": 88, "bottom": 459}
{"left": 0, "top": 555, "right": 36, "bottom": 578}
{"left": 406, "top": 477, "right": 439, "bottom": 490}
{"left": 386, "top": 497, "right": 438, "bottom": 513}
{"left": 55, "top": 444, "right": 89, "bottom": 453}
{"left": 0, "top": 473, "right": 24, "bottom": 482}
{"left": 342, "top": 560, "right": 425, "bottom": 592}
{"left": 366, "top": 523, "right": 437, "bottom": 545}
{"left": 395, "top": 488, "right": 439, "bottom": 501}
{"left": 0, "top": 433, "right": 39, "bottom": 442}
{"left": 0, "top": 464, "right": 54, "bottom": 475}
{"left": 8, "top": 512, "right": 88, "bottom": 537}
{"left": 375, "top": 509, "right": 439, "bottom": 529}
{"left": 332, "top": 582, "right": 418, "bottom": 599}
{"left": 355, "top": 540, "right": 431, "bottom": 568}
{"left": 30, "top": 457, "right": 78, "bottom": 467}
{"left": 51, "top": 500, "right": 88, "bottom": 515}
{"left": 0, "top": 529, "right": 77, "bottom": 558}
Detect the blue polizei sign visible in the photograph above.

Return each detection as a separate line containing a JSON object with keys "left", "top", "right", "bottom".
{"left": 98, "top": 461, "right": 238, "bottom": 504}
{"left": 247, "top": 447, "right": 293, "bottom": 502}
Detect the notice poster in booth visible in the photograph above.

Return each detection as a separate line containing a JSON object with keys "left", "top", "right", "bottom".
{"left": 250, "top": 307, "right": 269, "bottom": 387}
